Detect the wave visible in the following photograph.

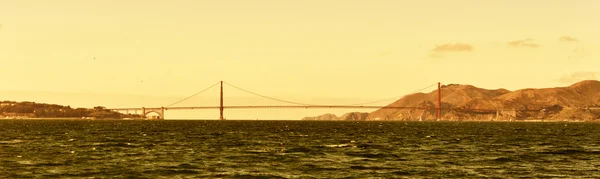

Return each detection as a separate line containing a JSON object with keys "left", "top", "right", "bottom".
{"left": 538, "top": 149, "right": 600, "bottom": 155}
{"left": 0, "top": 139, "right": 24, "bottom": 144}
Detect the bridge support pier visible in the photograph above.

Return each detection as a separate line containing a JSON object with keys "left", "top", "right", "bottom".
{"left": 138, "top": 107, "right": 165, "bottom": 119}
{"left": 219, "top": 81, "right": 224, "bottom": 120}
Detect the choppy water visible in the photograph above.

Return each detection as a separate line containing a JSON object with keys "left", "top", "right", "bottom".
{"left": 1, "top": 120, "right": 600, "bottom": 178}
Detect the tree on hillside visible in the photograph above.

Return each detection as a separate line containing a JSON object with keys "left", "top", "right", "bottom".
{"left": 94, "top": 106, "right": 107, "bottom": 111}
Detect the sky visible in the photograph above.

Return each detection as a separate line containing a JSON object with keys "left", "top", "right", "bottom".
{"left": 1, "top": 0, "right": 599, "bottom": 119}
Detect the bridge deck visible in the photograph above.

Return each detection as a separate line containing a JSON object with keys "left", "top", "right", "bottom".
{"left": 110, "top": 105, "right": 555, "bottom": 112}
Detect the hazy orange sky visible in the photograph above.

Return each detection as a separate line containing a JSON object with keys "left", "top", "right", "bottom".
{"left": 1, "top": 1, "right": 598, "bottom": 119}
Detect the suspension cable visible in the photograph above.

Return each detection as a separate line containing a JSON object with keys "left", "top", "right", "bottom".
{"left": 344, "top": 83, "right": 439, "bottom": 106}
{"left": 224, "top": 82, "right": 315, "bottom": 106}
{"left": 165, "top": 82, "right": 220, "bottom": 107}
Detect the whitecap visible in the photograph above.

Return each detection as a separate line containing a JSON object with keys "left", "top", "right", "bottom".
{"left": 0, "top": 139, "right": 24, "bottom": 144}
{"left": 16, "top": 160, "right": 34, "bottom": 165}
{"left": 324, "top": 144, "right": 354, "bottom": 148}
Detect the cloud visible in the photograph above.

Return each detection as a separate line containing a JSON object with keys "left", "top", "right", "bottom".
{"left": 556, "top": 72, "right": 599, "bottom": 84}
{"left": 428, "top": 43, "right": 473, "bottom": 58}
{"left": 507, "top": 39, "right": 540, "bottom": 48}
{"left": 559, "top": 36, "right": 578, "bottom": 42}
{"left": 429, "top": 53, "right": 444, "bottom": 59}
{"left": 432, "top": 43, "right": 473, "bottom": 52}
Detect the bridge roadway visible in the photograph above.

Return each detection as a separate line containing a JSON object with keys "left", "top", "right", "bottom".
{"left": 111, "top": 105, "right": 439, "bottom": 119}
{"left": 111, "top": 105, "right": 562, "bottom": 111}
{"left": 110, "top": 105, "right": 542, "bottom": 117}
{"left": 111, "top": 105, "right": 434, "bottom": 111}
{"left": 110, "top": 105, "right": 599, "bottom": 119}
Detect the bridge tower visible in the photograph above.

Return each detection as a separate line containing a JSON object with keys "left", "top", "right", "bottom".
{"left": 219, "top": 81, "right": 224, "bottom": 120}
{"left": 437, "top": 82, "right": 441, "bottom": 120}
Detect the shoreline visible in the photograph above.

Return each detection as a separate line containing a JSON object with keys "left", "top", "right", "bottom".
{"left": 0, "top": 118, "right": 147, "bottom": 120}
{"left": 1, "top": 118, "right": 598, "bottom": 122}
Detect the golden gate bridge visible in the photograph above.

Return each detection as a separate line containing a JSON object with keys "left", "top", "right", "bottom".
{"left": 109, "top": 81, "right": 551, "bottom": 120}
{"left": 109, "top": 81, "right": 447, "bottom": 120}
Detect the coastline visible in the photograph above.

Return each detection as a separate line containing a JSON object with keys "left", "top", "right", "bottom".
{"left": 0, "top": 118, "right": 147, "bottom": 120}
{"left": 302, "top": 119, "right": 599, "bottom": 122}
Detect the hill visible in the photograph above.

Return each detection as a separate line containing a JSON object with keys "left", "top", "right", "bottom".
{"left": 0, "top": 101, "right": 143, "bottom": 119}
{"left": 302, "top": 112, "right": 369, "bottom": 121}
{"left": 302, "top": 80, "right": 600, "bottom": 121}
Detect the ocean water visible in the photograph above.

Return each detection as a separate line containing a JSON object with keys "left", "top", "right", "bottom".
{"left": 1, "top": 120, "right": 600, "bottom": 178}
